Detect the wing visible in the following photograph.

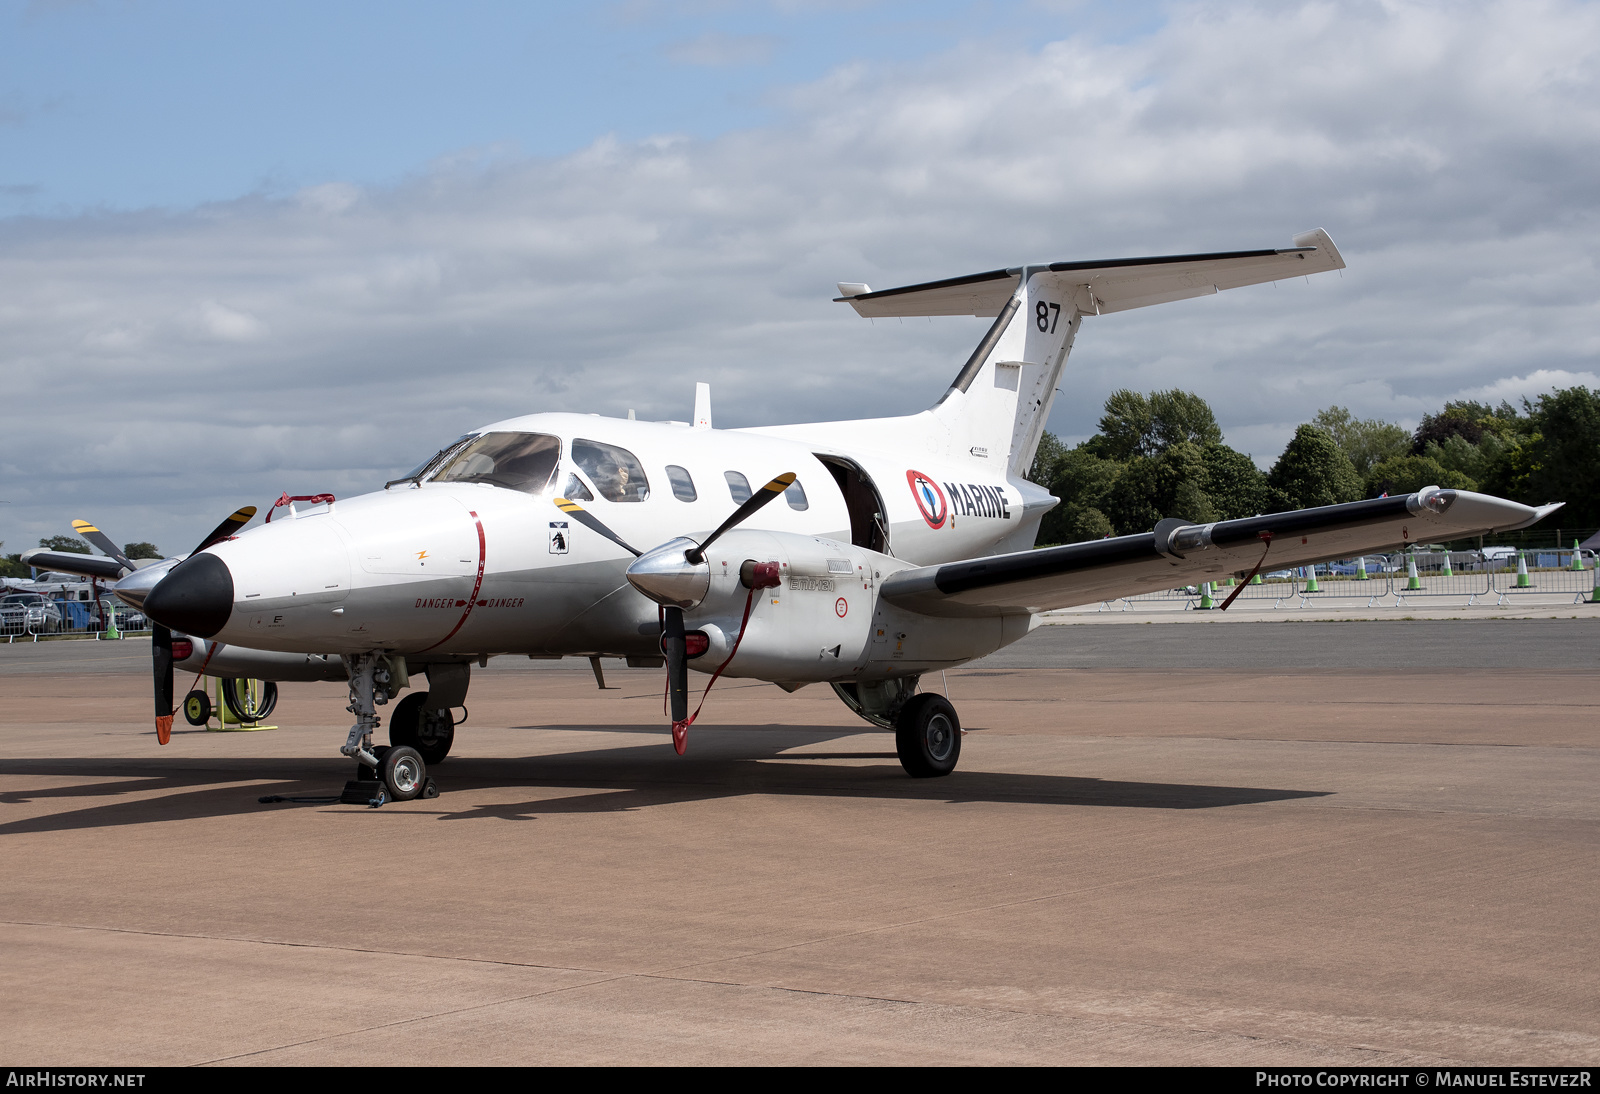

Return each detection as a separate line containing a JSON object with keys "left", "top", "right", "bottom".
{"left": 880, "top": 489, "right": 1559, "bottom": 618}
{"left": 17, "top": 549, "right": 126, "bottom": 580}
{"left": 836, "top": 229, "right": 1345, "bottom": 318}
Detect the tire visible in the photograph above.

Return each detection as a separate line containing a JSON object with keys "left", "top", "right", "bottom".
{"left": 221, "top": 679, "right": 278, "bottom": 723}
{"left": 382, "top": 745, "right": 426, "bottom": 802}
{"left": 183, "top": 689, "right": 211, "bottom": 726}
{"left": 388, "top": 691, "right": 454, "bottom": 765}
{"left": 894, "top": 693, "right": 961, "bottom": 778}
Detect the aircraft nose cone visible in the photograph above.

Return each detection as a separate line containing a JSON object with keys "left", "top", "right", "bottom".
{"left": 142, "top": 552, "right": 235, "bottom": 637}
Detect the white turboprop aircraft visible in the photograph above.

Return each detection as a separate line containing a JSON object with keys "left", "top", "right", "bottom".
{"left": 26, "top": 230, "right": 1560, "bottom": 804}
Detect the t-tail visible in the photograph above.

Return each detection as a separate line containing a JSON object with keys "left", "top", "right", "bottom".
{"left": 834, "top": 229, "right": 1346, "bottom": 480}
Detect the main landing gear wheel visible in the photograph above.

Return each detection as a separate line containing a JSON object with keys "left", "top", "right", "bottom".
{"left": 182, "top": 689, "right": 211, "bottom": 726}
{"left": 894, "top": 693, "right": 961, "bottom": 778}
{"left": 388, "top": 691, "right": 454, "bottom": 765}
{"left": 381, "top": 745, "right": 427, "bottom": 802}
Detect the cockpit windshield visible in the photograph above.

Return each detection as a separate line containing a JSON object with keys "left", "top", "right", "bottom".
{"left": 429, "top": 432, "right": 562, "bottom": 495}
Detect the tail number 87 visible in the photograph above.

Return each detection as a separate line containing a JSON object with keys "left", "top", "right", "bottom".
{"left": 1035, "top": 301, "right": 1062, "bottom": 333}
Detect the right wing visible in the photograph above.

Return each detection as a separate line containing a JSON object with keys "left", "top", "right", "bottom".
{"left": 880, "top": 489, "right": 1558, "bottom": 618}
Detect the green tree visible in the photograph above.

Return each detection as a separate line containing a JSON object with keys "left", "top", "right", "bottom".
{"left": 1101, "top": 442, "right": 1214, "bottom": 534}
{"left": 1520, "top": 386, "right": 1600, "bottom": 526}
{"left": 123, "top": 542, "right": 162, "bottom": 559}
{"left": 1366, "top": 455, "right": 1476, "bottom": 497}
{"left": 1094, "top": 388, "right": 1221, "bottom": 460}
{"left": 1312, "top": 406, "right": 1410, "bottom": 476}
{"left": 1267, "top": 425, "right": 1363, "bottom": 511}
{"left": 1421, "top": 434, "right": 1499, "bottom": 485}
{"left": 0, "top": 545, "right": 31, "bottom": 580}
{"left": 1201, "top": 443, "right": 1269, "bottom": 519}
{"left": 38, "top": 535, "right": 89, "bottom": 554}
{"left": 1036, "top": 445, "right": 1123, "bottom": 544}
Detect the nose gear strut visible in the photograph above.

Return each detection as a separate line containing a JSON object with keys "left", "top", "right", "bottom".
{"left": 338, "top": 652, "right": 438, "bottom": 806}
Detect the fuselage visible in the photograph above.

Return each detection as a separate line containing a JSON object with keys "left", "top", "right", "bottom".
{"left": 158, "top": 411, "right": 1055, "bottom": 660}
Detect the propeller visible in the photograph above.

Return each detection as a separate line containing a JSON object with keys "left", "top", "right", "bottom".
{"left": 192, "top": 506, "right": 257, "bottom": 553}
{"left": 81, "top": 506, "right": 258, "bottom": 744}
{"left": 555, "top": 472, "right": 798, "bottom": 753}
{"left": 71, "top": 520, "right": 138, "bottom": 575}
{"left": 152, "top": 624, "right": 174, "bottom": 745}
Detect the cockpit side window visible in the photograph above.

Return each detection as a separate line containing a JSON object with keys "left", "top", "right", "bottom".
{"left": 560, "top": 472, "right": 593, "bottom": 502}
{"left": 724, "top": 471, "right": 752, "bottom": 504}
{"left": 429, "top": 432, "right": 562, "bottom": 495}
{"left": 572, "top": 439, "right": 650, "bottom": 502}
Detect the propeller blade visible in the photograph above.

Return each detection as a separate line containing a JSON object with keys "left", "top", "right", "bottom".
{"left": 553, "top": 498, "right": 643, "bottom": 557}
{"left": 686, "top": 472, "right": 796, "bottom": 564}
{"left": 71, "top": 520, "right": 137, "bottom": 574}
{"left": 192, "top": 506, "right": 257, "bottom": 554}
{"left": 663, "top": 606, "right": 689, "bottom": 753}
{"left": 152, "top": 624, "right": 174, "bottom": 746}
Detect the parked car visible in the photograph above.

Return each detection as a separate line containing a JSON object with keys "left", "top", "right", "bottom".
{"left": 0, "top": 593, "right": 65, "bottom": 635}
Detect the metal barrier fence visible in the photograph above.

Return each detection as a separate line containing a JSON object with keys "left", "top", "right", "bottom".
{"left": 1, "top": 596, "right": 149, "bottom": 641}
{"left": 1090, "top": 550, "right": 1599, "bottom": 613}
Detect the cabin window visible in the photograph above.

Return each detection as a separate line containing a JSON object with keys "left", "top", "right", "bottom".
{"left": 572, "top": 439, "right": 650, "bottom": 502}
{"left": 724, "top": 471, "right": 751, "bottom": 504}
{"left": 430, "top": 432, "right": 562, "bottom": 495}
{"left": 784, "top": 479, "right": 808, "bottom": 511}
{"left": 665, "top": 465, "right": 697, "bottom": 502}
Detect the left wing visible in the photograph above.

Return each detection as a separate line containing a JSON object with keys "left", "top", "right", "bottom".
{"left": 881, "top": 489, "right": 1559, "bottom": 617}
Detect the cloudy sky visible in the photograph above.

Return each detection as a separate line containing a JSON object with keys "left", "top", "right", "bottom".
{"left": 2, "top": 0, "right": 1597, "bottom": 554}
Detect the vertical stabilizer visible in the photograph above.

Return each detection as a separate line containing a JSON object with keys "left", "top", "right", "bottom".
{"left": 929, "top": 270, "right": 1082, "bottom": 478}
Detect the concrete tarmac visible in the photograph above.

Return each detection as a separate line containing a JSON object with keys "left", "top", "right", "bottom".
{"left": 1, "top": 622, "right": 1596, "bottom": 1065}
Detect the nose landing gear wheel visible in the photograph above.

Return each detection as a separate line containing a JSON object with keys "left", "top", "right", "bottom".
{"left": 381, "top": 745, "right": 427, "bottom": 802}
{"left": 894, "top": 693, "right": 961, "bottom": 778}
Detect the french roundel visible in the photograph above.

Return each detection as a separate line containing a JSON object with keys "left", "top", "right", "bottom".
{"left": 905, "top": 469, "right": 948, "bottom": 529}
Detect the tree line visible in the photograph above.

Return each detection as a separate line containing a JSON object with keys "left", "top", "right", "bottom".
{"left": 1029, "top": 386, "right": 1600, "bottom": 545}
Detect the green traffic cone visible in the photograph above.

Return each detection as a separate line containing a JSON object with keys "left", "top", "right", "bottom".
{"left": 1441, "top": 552, "right": 1453, "bottom": 578}
{"left": 1356, "top": 557, "right": 1368, "bottom": 581}
{"left": 1249, "top": 572, "right": 1262, "bottom": 585}
{"left": 1573, "top": 539, "right": 1584, "bottom": 572}
{"left": 1406, "top": 553, "right": 1421, "bottom": 591}
{"left": 1199, "top": 581, "right": 1216, "bottom": 609}
{"left": 1590, "top": 565, "right": 1600, "bottom": 604}
{"left": 1516, "top": 550, "right": 1531, "bottom": 588}
{"left": 1303, "top": 566, "right": 1320, "bottom": 593}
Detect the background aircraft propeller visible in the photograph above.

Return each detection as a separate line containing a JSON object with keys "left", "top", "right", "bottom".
{"left": 70, "top": 520, "right": 138, "bottom": 575}
{"left": 71, "top": 507, "right": 257, "bottom": 745}
{"left": 556, "top": 472, "right": 797, "bottom": 752}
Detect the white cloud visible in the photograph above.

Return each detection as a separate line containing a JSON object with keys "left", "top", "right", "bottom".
{"left": 1450, "top": 369, "right": 1600, "bottom": 409}
{"left": 1, "top": 0, "right": 1597, "bottom": 549}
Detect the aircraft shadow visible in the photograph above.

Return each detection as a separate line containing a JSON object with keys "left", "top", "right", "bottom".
{"left": 0, "top": 724, "right": 1330, "bottom": 835}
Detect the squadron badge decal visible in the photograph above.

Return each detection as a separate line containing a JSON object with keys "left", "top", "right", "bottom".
{"left": 906, "top": 470, "right": 948, "bottom": 529}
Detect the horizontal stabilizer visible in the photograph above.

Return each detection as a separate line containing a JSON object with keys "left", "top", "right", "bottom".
{"left": 836, "top": 229, "right": 1345, "bottom": 318}
{"left": 880, "top": 489, "right": 1555, "bottom": 618}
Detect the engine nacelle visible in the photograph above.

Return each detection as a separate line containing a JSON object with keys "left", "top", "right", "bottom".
{"left": 686, "top": 529, "right": 1034, "bottom": 684}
